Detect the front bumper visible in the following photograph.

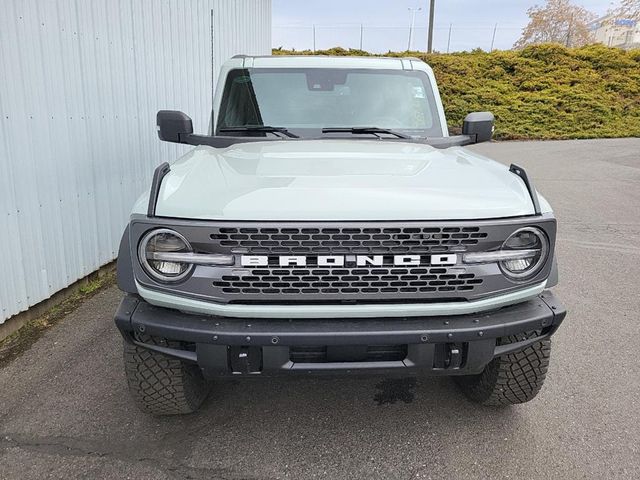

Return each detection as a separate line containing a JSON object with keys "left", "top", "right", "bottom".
{"left": 114, "top": 291, "right": 566, "bottom": 377}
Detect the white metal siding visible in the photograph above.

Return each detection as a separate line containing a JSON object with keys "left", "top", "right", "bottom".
{"left": 0, "top": 0, "right": 271, "bottom": 323}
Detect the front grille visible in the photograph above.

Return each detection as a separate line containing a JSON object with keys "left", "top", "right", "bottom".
{"left": 210, "top": 226, "right": 489, "bottom": 255}
{"left": 213, "top": 266, "right": 483, "bottom": 296}
{"left": 132, "top": 217, "right": 556, "bottom": 305}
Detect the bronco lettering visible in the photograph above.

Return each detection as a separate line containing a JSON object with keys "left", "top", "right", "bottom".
{"left": 240, "top": 254, "right": 458, "bottom": 267}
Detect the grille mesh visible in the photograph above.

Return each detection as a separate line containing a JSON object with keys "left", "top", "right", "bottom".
{"left": 213, "top": 266, "right": 483, "bottom": 296}
{"left": 210, "top": 226, "right": 489, "bottom": 255}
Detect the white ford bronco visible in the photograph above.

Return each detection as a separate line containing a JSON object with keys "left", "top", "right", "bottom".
{"left": 115, "top": 55, "right": 566, "bottom": 415}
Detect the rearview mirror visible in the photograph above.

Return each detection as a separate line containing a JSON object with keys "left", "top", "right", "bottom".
{"left": 157, "top": 110, "right": 193, "bottom": 143}
{"left": 462, "top": 112, "right": 495, "bottom": 143}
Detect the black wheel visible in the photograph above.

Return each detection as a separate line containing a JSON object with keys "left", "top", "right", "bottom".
{"left": 123, "top": 335, "right": 210, "bottom": 415}
{"left": 455, "top": 332, "right": 551, "bottom": 406}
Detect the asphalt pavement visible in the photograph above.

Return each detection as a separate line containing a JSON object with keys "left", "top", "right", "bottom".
{"left": 1, "top": 138, "right": 639, "bottom": 479}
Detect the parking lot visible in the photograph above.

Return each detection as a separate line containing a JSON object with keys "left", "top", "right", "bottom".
{"left": 0, "top": 138, "right": 638, "bottom": 479}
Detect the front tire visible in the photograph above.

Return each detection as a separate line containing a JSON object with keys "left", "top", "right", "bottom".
{"left": 123, "top": 336, "right": 210, "bottom": 415}
{"left": 455, "top": 333, "right": 551, "bottom": 406}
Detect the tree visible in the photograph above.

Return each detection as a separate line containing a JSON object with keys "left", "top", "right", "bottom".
{"left": 515, "top": 0, "right": 596, "bottom": 49}
{"left": 611, "top": 0, "right": 640, "bottom": 20}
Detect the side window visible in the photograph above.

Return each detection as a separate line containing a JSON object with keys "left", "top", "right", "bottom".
{"left": 217, "top": 70, "right": 262, "bottom": 129}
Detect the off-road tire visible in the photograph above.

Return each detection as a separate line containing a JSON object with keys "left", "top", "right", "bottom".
{"left": 455, "top": 332, "right": 551, "bottom": 406}
{"left": 123, "top": 336, "right": 210, "bottom": 415}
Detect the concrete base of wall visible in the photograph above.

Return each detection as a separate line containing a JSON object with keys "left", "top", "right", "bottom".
{"left": 0, "top": 262, "right": 116, "bottom": 343}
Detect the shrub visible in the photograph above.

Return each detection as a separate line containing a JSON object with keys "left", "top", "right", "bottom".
{"left": 272, "top": 44, "right": 640, "bottom": 140}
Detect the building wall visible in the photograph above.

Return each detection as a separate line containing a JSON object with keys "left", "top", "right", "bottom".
{"left": 592, "top": 15, "right": 640, "bottom": 49}
{"left": 0, "top": 0, "right": 272, "bottom": 323}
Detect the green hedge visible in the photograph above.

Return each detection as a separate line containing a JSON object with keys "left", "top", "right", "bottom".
{"left": 272, "top": 45, "right": 640, "bottom": 140}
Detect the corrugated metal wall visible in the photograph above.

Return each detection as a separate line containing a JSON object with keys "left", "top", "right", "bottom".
{"left": 0, "top": 0, "right": 272, "bottom": 323}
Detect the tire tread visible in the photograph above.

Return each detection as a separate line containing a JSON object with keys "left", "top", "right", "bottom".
{"left": 123, "top": 336, "right": 209, "bottom": 415}
{"left": 455, "top": 332, "right": 551, "bottom": 406}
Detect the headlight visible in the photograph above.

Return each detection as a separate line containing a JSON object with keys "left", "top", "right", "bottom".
{"left": 138, "top": 229, "right": 193, "bottom": 282}
{"left": 499, "top": 227, "right": 549, "bottom": 280}
{"left": 462, "top": 226, "right": 549, "bottom": 281}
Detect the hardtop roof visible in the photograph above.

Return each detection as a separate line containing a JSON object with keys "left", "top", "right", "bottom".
{"left": 224, "top": 55, "right": 429, "bottom": 70}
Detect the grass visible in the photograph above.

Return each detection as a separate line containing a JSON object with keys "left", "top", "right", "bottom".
{"left": 0, "top": 270, "right": 116, "bottom": 369}
{"left": 272, "top": 44, "right": 640, "bottom": 140}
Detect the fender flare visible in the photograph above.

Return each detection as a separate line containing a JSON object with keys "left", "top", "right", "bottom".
{"left": 116, "top": 225, "right": 138, "bottom": 294}
{"left": 546, "top": 256, "right": 559, "bottom": 288}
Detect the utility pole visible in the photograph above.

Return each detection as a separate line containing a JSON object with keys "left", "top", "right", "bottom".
{"left": 490, "top": 23, "right": 497, "bottom": 51}
{"left": 360, "top": 23, "right": 364, "bottom": 50}
{"left": 407, "top": 7, "right": 422, "bottom": 51}
{"left": 446, "top": 23, "right": 452, "bottom": 53}
{"left": 313, "top": 24, "right": 316, "bottom": 52}
{"left": 427, "top": 0, "right": 436, "bottom": 53}
{"left": 210, "top": 9, "right": 215, "bottom": 116}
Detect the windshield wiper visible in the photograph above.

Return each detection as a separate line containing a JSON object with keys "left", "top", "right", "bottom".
{"left": 321, "top": 127, "right": 410, "bottom": 139}
{"left": 219, "top": 126, "right": 299, "bottom": 138}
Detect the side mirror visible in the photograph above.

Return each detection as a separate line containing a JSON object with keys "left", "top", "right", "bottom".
{"left": 156, "top": 110, "right": 193, "bottom": 143}
{"left": 462, "top": 112, "right": 495, "bottom": 143}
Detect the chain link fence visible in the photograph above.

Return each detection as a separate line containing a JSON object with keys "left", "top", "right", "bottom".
{"left": 273, "top": 24, "right": 524, "bottom": 53}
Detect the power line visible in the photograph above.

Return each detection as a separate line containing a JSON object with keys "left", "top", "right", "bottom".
{"left": 273, "top": 25, "right": 522, "bottom": 30}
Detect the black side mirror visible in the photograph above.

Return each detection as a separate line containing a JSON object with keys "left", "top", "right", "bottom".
{"left": 157, "top": 110, "right": 193, "bottom": 143}
{"left": 462, "top": 112, "right": 495, "bottom": 143}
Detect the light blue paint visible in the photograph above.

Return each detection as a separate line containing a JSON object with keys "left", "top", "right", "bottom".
{"left": 141, "top": 140, "right": 549, "bottom": 221}
{"left": 136, "top": 280, "right": 547, "bottom": 318}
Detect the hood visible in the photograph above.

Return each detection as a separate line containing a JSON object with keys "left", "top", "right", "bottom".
{"left": 146, "top": 140, "right": 548, "bottom": 221}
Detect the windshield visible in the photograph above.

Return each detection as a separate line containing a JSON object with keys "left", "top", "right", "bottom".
{"left": 216, "top": 67, "right": 444, "bottom": 138}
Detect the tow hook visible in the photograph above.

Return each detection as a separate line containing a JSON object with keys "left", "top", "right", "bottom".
{"left": 448, "top": 345, "right": 462, "bottom": 369}
{"left": 433, "top": 343, "right": 464, "bottom": 370}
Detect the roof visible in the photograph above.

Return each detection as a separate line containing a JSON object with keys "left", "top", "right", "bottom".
{"left": 224, "top": 55, "right": 429, "bottom": 70}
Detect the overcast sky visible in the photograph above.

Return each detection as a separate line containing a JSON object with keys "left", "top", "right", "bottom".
{"left": 273, "top": 0, "right": 610, "bottom": 52}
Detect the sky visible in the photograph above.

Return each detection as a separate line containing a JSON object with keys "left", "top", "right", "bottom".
{"left": 272, "top": 0, "right": 611, "bottom": 52}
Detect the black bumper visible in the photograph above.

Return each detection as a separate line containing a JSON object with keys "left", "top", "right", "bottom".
{"left": 114, "top": 292, "right": 566, "bottom": 377}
